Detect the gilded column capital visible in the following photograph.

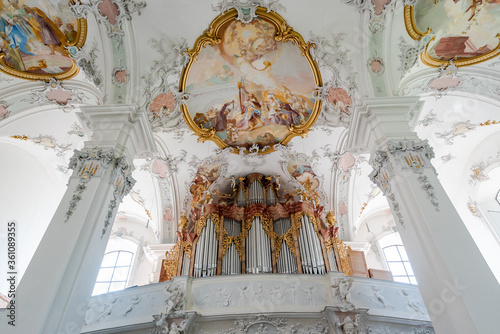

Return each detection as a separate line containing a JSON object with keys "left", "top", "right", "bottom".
{"left": 369, "top": 139, "right": 440, "bottom": 223}
{"left": 387, "top": 139, "right": 435, "bottom": 174}
{"left": 65, "top": 148, "right": 136, "bottom": 228}
{"left": 68, "top": 148, "right": 116, "bottom": 178}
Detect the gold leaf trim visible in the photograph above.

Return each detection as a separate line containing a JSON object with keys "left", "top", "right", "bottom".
{"left": 333, "top": 237, "right": 352, "bottom": 277}
{"left": 403, "top": 5, "right": 431, "bottom": 41}
{"left": 0, "top": 0, "right": 87, "bottom": 81}
{"left": 404, "top": 5, "right": 500, "bottom": 68}
{"left": 178, "top": 7, "right": 322, "bottom": 154}
{"left": 163, "top": 241, "right": 181, "bottom": 281}
{"left": 196, "top": 213, "right": 221, "bottom": 238}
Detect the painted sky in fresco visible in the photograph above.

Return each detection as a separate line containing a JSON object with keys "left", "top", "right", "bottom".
{"left": 414, "top": 0, "right": 500, "bottom": 61}
{"left": 185, "top": 18, "right": 316, "bottom": 149}
{"left": 0, "top": 0, "right": 80, "bottom": 77}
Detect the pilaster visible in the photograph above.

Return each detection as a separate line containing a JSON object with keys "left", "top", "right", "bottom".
{"left": 12, "top": 105, "right": 155, "bottom": 334}
{"left": 348, "top": 97, "right": 500, "bottom": 334}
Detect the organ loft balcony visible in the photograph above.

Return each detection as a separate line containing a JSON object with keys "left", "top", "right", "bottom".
{"left": 82, "top": 174, "right": 434, "bottom": 334}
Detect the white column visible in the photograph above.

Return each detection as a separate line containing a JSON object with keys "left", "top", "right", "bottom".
{"left": 348, "top": 97, "right": 500, "bottom": 334}
{"left": 9, "top": 105, "right": 155, "bottom": 334}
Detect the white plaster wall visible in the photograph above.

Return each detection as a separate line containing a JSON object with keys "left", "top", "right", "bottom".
{"left": 354, "top": 209, "right": 397, "bottom": 271}
{"left": 0, "top": 141, "right": 67, "bottom": 296}
{"left": 109, "top": 218, "right": 157, "bottom": 289}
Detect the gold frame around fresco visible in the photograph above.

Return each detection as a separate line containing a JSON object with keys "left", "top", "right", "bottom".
{"left": 404, "top": 5, "right": 500, "bottom": 68}
{"left": 0, "top": 0, "right": 87, "bottom": 81}
{"left": 179, "top": 7, "right": 323, "bottom": 154}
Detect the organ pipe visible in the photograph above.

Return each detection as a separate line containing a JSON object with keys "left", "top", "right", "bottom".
{"left": 163, "top": 173, "right": 352, "bottom": 282}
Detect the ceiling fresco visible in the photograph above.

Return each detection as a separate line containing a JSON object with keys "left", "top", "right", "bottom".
{"left": 405, "top": 0, "right": 500, "bottom": 67}
{"left": 0, "top": 0, "right": 86, "bottom": 80}
{"left": 180, "top": 7, "right": 322, "bottom": 153}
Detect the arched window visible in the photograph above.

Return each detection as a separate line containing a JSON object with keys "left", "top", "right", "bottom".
{"left": 92, "top": 251, "right": 134, "bottom": 295}
{"left": 382, "top": 245, "right": 417, "bottom": 285}
{"left": 92, "top": 237, "right": 139, "bottom": 296}
{"left": 378, "top": 232, "right": 417, "bottom": 285}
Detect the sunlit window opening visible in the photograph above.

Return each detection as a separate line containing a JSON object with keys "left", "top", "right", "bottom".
{"left": 382, "top": 245, "right": 417, "bottom": 285}
{"left": 92, "top": 251, "right": 133, "bottom": 296}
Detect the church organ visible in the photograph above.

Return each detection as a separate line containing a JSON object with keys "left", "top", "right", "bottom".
{"left": 161, "top": 173, "right": 352, "bottom": 281}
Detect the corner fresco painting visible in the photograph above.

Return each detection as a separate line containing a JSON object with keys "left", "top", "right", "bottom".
{"left": 190, "top": 161, "right": 221, "bottom": 205}
{"left": 180, "top": 9, "right": 322, "bottom": 153}
{"left": 0, "top": 0, "right": 86, "bottom": 80}
{"left": 406, "top": 0, "right": 500, "bottom": 67}
{"left": 287, "top": 158, "right": 319, "bottom": 191}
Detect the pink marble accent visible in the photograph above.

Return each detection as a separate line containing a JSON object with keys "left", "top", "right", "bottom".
{"left": 45, "top": 89, "right": 72, "bottom": 105}
{"left": 429, "top": 76, "right": 460, "bottom": 91}
{"left": 327, "top": 87, "right": 352, "bottom": 113}
{"left": 372, "top": 0, "right": 391, "bottom": 15}
{"left": 370, "top": 60, "right": 383, "bottom": 74}
{"left": 0, "top": 105, "right": 8, "bottom": 118}
{"left": 338, "top": 201, "right": 348, "bottom": 216}
{"left": 114, "top": 70, "right": 127, "bottom": 84}
{"left": 164, "top": 208, "right": 173, "bottom": 222}
{"left": 152, "top": 159, "right": 168, "bottom": 179}
{"left": 149, "top": 92, "right": 176, "bottom": 115}
{"left": 98, "top": 0, "right": 120, "bottom": 25}
{"left": 339, "top": 152, "right": 356, "bottom": 172}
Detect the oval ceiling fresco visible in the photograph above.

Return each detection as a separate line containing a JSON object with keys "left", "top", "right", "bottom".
{"left": 0, "top": 0, "right": 86, "bottom": 81}
{"left": 179, "top": 7, "right": 322, "bottom": 154}
{"left": 405, "top": 0, "right": 500, "bottom": 67}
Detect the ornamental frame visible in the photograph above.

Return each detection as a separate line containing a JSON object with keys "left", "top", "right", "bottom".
{"left": 0, "top": 0, "right": 87, "bottom": 81}
{"left": 178, "top": 7, "right": 323, "bottom": 154}
{"left": 404, "top": 4, "right": 500, "bottom": 68}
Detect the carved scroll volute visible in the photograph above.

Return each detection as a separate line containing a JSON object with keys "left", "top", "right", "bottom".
{"left": 176, "top": 214, "right": 194, "bottom": 276}
{"left": 162, "top": 242, "right": 180, "bottom": 282}
{"left": 334, "top": 237, "right": 352, "bottom": 277}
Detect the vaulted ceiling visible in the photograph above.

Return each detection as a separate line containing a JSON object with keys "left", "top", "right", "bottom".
{"left": 1, "top": 0, "right": 500, "bottom": 285}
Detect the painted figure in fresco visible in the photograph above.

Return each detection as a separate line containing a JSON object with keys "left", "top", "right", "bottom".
{"left": 0, "top": 0, "right": 79, "bottom": 76}
{"left": 291, "top": 164, "right": 315, "bottom": 178}
{"left": 0, "top": 6, "right": 35, "bottom": 67}
{"left": 25, "top": 6, "right": 65, "bottom": 55}
{"left": 213, "top": 100, "right": 234, "bottom": 132}
{"left": 235, "top": 81, "right": 263, "bottom": 130}
{"left": 65, "top": 23, "right": 77, "bottom": 43}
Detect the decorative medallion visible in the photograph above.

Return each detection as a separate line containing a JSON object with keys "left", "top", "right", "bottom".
{"left": 179, "top": 7, "right": 322, "bottom": 154}
{"left": 0, "top": 0, "right": 87, "bottom": 81}
{"left": 404, "top": 1, "right": 500, "bottom": 67}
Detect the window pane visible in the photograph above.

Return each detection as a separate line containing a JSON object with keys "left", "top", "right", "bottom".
{"left": 109, "top": 282, "right": 126, "bottom": 292}
{"left": 388, "top": 262, "right": 407, "bottom": 276}
{"left": 394, "top": 276, "right": 410, "bottom": 284}
{"left": 96, "top": 268, "right": 114, "bottom": 282}
{"left": 92, "top": 283, "right": 109, "bottom": 296}
{"left": 112, "top": 267, "right": 130, "bottom": 282}
{"left": 409, "top": 276, "right": 418, "bottom": 285}
{"left": 404, "top": 262, "right": 414, "bottom": 276}
{"left": 397, "top": 246, "right": 409, "bottom": 261}
{"left": 116, "top": 252, "right": 133, "bottom": 266}
{"left": 101, "top": 252, "right": 118, "bottom": 267}
{"left": 383, "top": 246, "right": 400, "bottom": 261}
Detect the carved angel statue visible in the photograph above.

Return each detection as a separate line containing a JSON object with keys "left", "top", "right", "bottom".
{"left": 336, "top": 314, "right": 360, "bottom": 334}
{"left": 155, "top": 282, "right": 185, "bottom": 327}
{"left": 230, "top": 175, "right": 237, "bottom": 189}
{"left": 168, "top": 322, "right": 181, "bottom": 334}
{"left": 332, "top": 278, "right": 356, "bottom": 312}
